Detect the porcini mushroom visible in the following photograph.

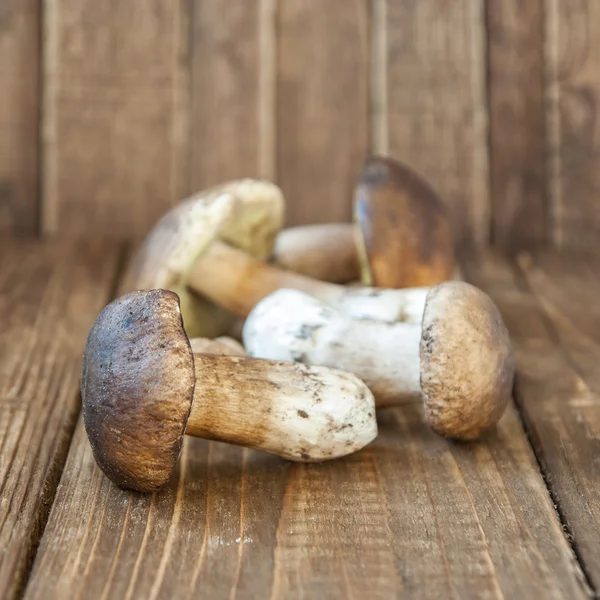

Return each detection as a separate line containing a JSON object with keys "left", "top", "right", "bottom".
{"left": 120, "top": 179, "right": 284, "bottom": 339}
{"left": 270, "top": 155, "right": 455, "bottom": 288}
{"left": 354, "top": 156, "right": 455, "bottom": 288}
{"left": 81, "top": 289, "right": 377, "bottom": 492}
{"left": 243, "top": 282, "right": 514, "bottom": 441}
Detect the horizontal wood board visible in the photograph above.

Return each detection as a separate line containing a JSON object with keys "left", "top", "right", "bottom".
{"left": 26, "top": 246, "right": 589, "bottom": 598}
{"left": 0, "top": 238, "right": 123, "bottom": 599}
{"left": 466, "top": 249, "right": 600, "bottom": 591}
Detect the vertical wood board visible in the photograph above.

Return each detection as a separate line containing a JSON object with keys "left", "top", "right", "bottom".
{"left": 486, "top": 0, "right": 547, "bottom": 250}
{"left": 277, "top": 0, "right": 370, "bottom": 226}
{"left": 42, "top": 0, "right": 191, "bottom": 237}
{"left": 545, "top": 0, "right": 600, "bottom": 249}
{"left": 190, "top": 0, "right": 276, "bottom": 191}
{"left": 379, "top": 0, "right": 490, "bottom": 246}
{"left": 0, "top": 0, "right": 40, "bottom": 233}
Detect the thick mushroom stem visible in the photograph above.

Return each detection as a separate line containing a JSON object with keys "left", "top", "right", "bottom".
{"left": 273, "top": 223, "right": 359, "bottom": 283}
{"left": 186, "top": 354, "right": 377, "bottom": 461}
{"left": 186, "top": 240, "right": 429, "bottom": 323}
{"left": 242, "top": 289, "right": 423, "bottom": 406}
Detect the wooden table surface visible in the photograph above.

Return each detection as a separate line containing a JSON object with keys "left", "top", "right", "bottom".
{"left": 0, "top": 237, "right": 598, "bottom": 599}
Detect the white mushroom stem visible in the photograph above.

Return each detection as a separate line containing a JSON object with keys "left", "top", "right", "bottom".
{"left": 187, "top": 240, "right": 429, "bottom": 324}
{"left": 242, "top": 289, "right": 423, "bottom": 407}
{"left": 187, "top": 354, "right": 377, "bottom": 461}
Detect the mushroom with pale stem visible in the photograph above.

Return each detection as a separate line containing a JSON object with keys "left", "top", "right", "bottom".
{"left": 242, "top": 282, "right": 514, "bottom": 441}
{"left": 81, "top": 289, "right": 378, "bottom": 492}
{"left": 119, "top": 179, "right": 284, "bottom": 339}
{"left": 268, "top": 155, "right": 455, "bottom": 287}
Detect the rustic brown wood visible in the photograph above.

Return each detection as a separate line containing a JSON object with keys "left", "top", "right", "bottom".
{"left": 42, "top": 0, "right": 190, "bottom": 237}
{"left": 486, "top": 0, "right": 547, "bottom": 250}
{"left": 545, "top": 0, "right": 600, "bottom": 249}
{"left": 277, "top": 0, "right": 369, "bottom": 226}
{"left": 514, "top": 251, "right": 600, "bottom": 588}
{"left": 27, "top": 389, "right": 587, "bottom": 595}
{"left": 465, "top": 249, "right": 600, "bottom": 591}
{"left": 0, "top": 0, "right": 40, "bottom": 233}
{"left": 377, "top": 0, "right": 490, "bottom": 246}
{"left": 0, "top": 238, "right": 122, "bottom": 599}
{"left": 190, "top": 0, "right": 275, "bottom": 189}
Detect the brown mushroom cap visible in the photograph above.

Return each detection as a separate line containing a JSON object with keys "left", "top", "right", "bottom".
{"left": 419, "top": 281, "right": 514, "bottom": 440}
{"left": 354, "top": 156, "right": 455, "bottom": 288}
{"left": 81, "top": 289, "right": 195, "bottom": 492}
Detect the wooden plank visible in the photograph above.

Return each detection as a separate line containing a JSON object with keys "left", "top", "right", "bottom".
{"left": 0, "top": 238, "right": 122, "bottom": 600}
{"left": 378, "top": 0, "right": 490, "bottom": 246}
{"left": 546, "top": 0, "right": 600, "bottom": 249}
{"left": 516, "top": 251, "right": 600, "bottom": 587}
{"left": 486, "top": 0, "right": 547, "bottom": 250}
{"left": 27, "top": 388, "right": 587, "bottom": 595}
{"left": 277, "top": 0, "right": 369, "bottom": 226}
{"left": 0, "top": 0, "right": 40, "bottom": 233}
{"left": 465, "top": 249, "right": 600, "bottom": 591}
{"left": 190, "top": 0, "right": 276, "bottom": 189}
{"left": 42, "top": 0, "right": 190, "bottom": 237}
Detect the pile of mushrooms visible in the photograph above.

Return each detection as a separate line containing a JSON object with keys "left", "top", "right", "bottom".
{"left": 81, "top": 155, "right": 514, "bottom": 493}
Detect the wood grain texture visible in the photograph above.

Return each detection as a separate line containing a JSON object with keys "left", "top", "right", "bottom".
{"left": 465, "top": 249, "right": 600, "bottom": 592}
{"left": 190, "top": 0, "right": 275, "bottom": 189}
{"left": 27, "top": 395, "right": 587, "bottom": 597}
{"left": 486, "top": 0, "right": 547, "bottom": 250}
{"left": 277, "top": 0, "right": 369, "bottom": 226}
{"left": 0, "top": 239, "right": 122, "bottom": 600}
{"left": 42, "top": 0, "right": 190, "bottom": 236}
{"left": 0, "top": 0, "right": 40, "bottom": 233}
{"left": 377, "top": 0, "right": 490, "bottom": 246}
{"left": 546, "top": 0, "right": 600, "bottom": 249}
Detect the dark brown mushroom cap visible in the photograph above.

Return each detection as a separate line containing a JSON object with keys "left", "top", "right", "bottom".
{"left": 419, "top": 281, "right": 514, "bottom": 440}
{"left": 81, "top": 289, "right": 195, "bottom": 492}
{"left": 354, "top": 155, "right": 455, "bottom": 288}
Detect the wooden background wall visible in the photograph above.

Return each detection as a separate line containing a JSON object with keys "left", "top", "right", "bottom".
{"left": 1, "top": 0, "right": 598, "bottom": 251}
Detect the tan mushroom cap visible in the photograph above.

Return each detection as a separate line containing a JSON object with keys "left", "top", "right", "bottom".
{"left": 121, "top": 179, "right": 284, "bottom": 338}
{"left": 354, "top": 156, "right": 455, "bottom": 288}
{"left": 81, "top": 289, "right": 195, "bottom": 492}
{"left": 420, "top": 281, "right": 514, "bottom": 440}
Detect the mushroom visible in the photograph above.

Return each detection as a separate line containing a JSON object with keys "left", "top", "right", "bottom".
{"left": 120, "top": 179, "right": 284, "bottom": 339}
{"left": 81, "top": 289, "right": 377, "bottom": 492}
{"left": 354, "top": 155, "right": 455, "bottom": 287}
{"left": 272, "top": 223, "right": 359, "bottom": 283}
{"left": 242, "top": 282, "right": 514, "bottom": 441}
{"left": 270, "top": 155, "right": 454, "bottom": 288}
{"left": 186, "top": 240, "right": 431, "bottom": 324}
